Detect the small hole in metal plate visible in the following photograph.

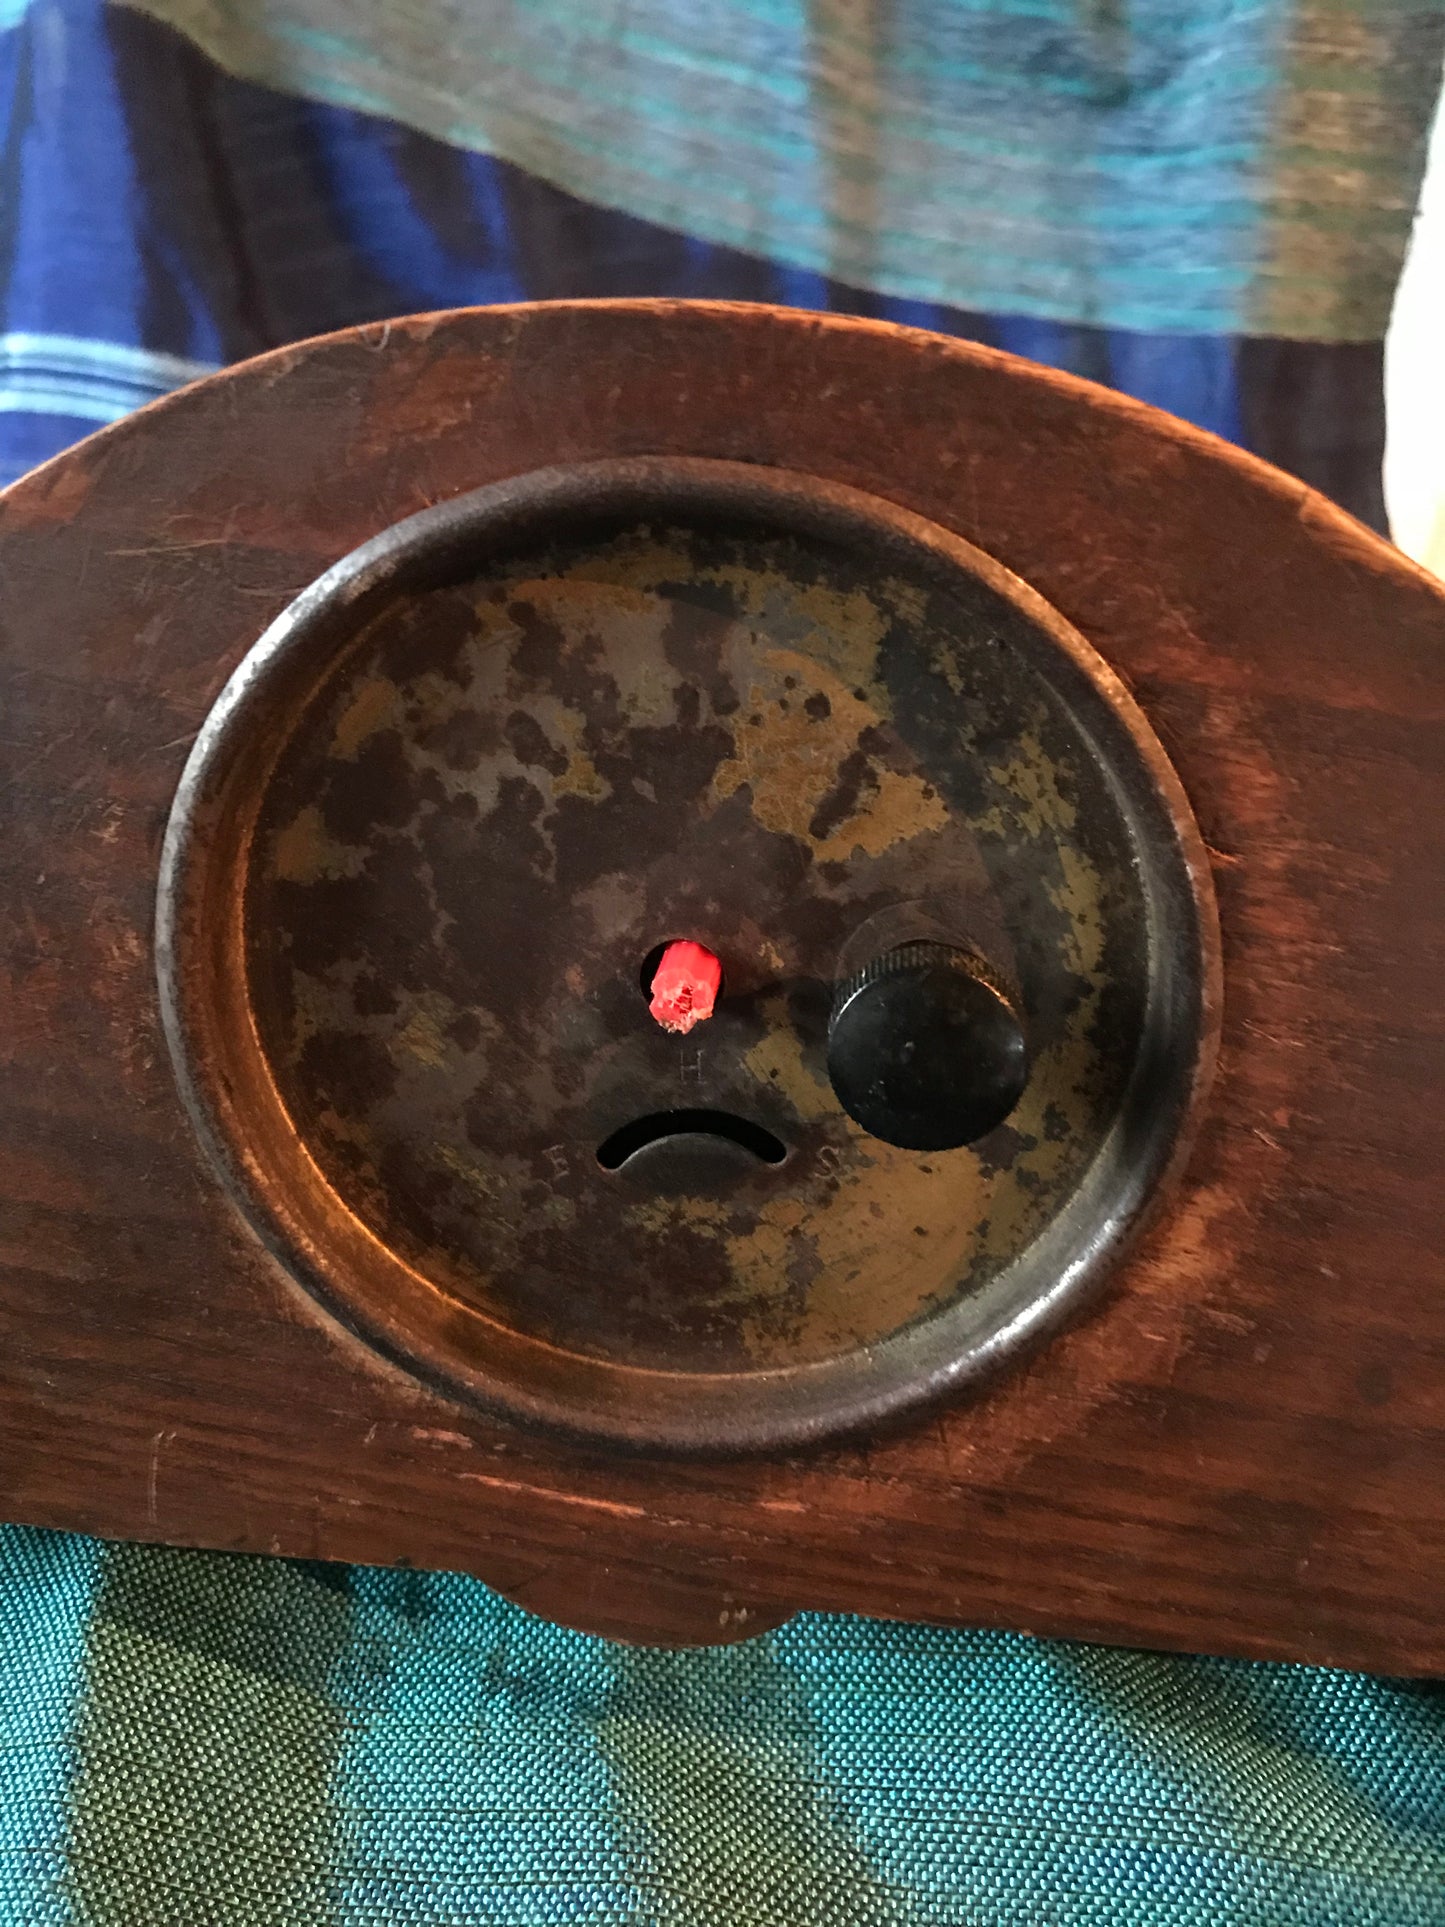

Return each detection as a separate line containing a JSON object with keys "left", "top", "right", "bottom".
{"left": 597, "top": 1110, "right": 787, "bottom": 1170}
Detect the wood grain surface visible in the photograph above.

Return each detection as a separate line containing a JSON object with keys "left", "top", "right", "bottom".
{"left": 1, "top": 301, "right": 1441, "bottom": 1667}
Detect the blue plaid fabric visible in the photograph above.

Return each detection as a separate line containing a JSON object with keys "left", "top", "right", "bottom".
{"left": 0, "top": 0, "right": 1397, "bottom": 526}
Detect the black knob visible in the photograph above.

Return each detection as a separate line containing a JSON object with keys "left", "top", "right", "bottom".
{"left": 826, "top": 941, "right": 1028, "bottom": 1151}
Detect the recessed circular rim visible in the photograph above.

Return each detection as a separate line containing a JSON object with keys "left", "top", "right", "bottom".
{"left": 156, "top": 454, "right": 1221, "bottom": 1455}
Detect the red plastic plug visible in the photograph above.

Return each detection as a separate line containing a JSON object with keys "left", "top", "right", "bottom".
{"left": 647, "top": 941, "right": 723, "bottom": 1035}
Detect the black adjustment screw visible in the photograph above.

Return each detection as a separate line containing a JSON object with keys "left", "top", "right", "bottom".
{"left": 826, "top": 941, "right": 1028, "bottom": 1152}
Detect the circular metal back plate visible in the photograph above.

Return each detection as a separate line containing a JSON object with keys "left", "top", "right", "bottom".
{"left": 157, "top": 455, "right": 1218, "bottom": 1451}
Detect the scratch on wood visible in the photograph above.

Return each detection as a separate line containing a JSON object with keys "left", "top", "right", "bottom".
{"left": 457, "top": 1471, "right": 648, "bottom": 1520}
{"left": 110, "top": 537, "right": 235, "bottom": 556}
{"left": 146, "top": 1428, "right": 175, "bottom": 1527}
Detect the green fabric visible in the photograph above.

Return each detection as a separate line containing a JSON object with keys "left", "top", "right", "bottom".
{"left": 112, "top": 0, "right": 1445, "bottom": 340}
{"left": 1, "top": 1527, "right": 1442, "bottom": 1924}
{"left": 66, "top": 1550, "right": 351, "bottom": 1924}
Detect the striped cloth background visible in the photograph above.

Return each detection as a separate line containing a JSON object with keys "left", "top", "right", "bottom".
{"left": 0, "top": 3, "right": 1442, "bottom": 1920}
{"left": 114, "top": 0, "right": 1445, "bottom": 340}
{"left": 0, "top": 0, "right": 1433, "bottom": 523}
{"left": 3, "top": 1528, "right": 1444, "bottom": 1924}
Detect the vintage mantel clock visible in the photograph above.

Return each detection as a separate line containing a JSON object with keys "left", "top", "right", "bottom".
{"left": 1, "top": 302, "right": 1439, "bottom": 1670}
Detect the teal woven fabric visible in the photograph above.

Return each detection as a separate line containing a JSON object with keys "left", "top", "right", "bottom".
{"left": 1, "top": 1527, "right": 1441, "bottom": 1924}
{"left": 113, "top": 0, "right": 1445, "bottom": 339}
